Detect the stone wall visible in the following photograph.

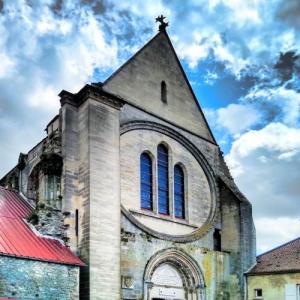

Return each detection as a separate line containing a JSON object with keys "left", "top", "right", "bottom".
{"left": 118, "top": 103, "right": 255, "bottom": 300}
{"left": 60, "top": 88, "right": 123, "bottom": 300}
{"left": 120, "top": 215, "right": 242, "bottom": 300}
{"left": 30, "top": 205, "right": 65, "bottom": 238}
{"left": 120, "top": 103, "right": 220, "bottom": 170}
{"left": 57, "top": 82, "right": 255, "bottom": 299}
{"left": 0, "top": 256, "right": 79, "bottom": 299}
{"left": 88, "top": 98, "right": 122, "bottom": 299}
{"left": 104, "top": 31, "right": 215, "bottom": 142}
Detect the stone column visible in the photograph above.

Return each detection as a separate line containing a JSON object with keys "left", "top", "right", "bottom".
{"left": 88, "top": 94, "right": 122, "bottom": 299}
{"left": 60, "top": 85, "right": 123, "bottom": 299}
{"left": 60, "top": 92, "right": 80, "bottom": 252}
{"left": 60, "top": 94, "right": 79, "bottom": 215}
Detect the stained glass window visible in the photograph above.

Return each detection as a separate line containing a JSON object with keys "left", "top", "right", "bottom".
{"left": 157, "top": 144, "right": 169, "bottom": 215}
{"left": 174, "top": 165, "right": 185, "bottom": 219}
{"left": 140, "top": 153, "right": 153, "bottom": 210}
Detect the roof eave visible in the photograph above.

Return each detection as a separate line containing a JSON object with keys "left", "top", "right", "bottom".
{"left": 0, "top": 252, "right": 86, "bottom": 267}
{"left": 247, "top": 269, "right": 300, "bottom": 276}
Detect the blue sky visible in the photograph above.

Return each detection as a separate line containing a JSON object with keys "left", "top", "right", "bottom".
{"left": 0, "top": 0, "right": 299, "bottom": 253}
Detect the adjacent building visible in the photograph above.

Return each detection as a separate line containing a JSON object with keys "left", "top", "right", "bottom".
{"left": 1, "top": 18, "right": 256, "bottom": 299}
{"left": 247, "top": 237, "right": 300, "bottom": 300}
{"left": 0, "top": 186, "right": 84, "bottom": 299}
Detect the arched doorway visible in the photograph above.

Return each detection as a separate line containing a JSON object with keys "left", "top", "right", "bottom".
{"left": 150, "top": 263, "right": 185, "bottom": 299}
{"left": 144, "top": 248, "right": 206, "bottom": 300}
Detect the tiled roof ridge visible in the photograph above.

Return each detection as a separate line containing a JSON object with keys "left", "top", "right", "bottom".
{"left": 248, "top": 237, "right": 300, "bottom": 275}
{"left": 257, "top": 236, "right": 300, "bottom": 258}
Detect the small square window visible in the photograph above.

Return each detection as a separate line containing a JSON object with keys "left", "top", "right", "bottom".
{"left": 255, "top": 288, "right": 263, "bottom": 298}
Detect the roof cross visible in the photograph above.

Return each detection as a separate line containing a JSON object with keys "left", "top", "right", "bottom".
{"left": 156, "top": 15, "right": 169, "bottom": 32}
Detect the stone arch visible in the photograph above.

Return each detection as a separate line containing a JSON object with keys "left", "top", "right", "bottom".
{"left": 26, "top": 153, "right": 63, "bottom": 207}
{"left": 26, "top": 163, "right": 41, "bottom": 203}
{"left": 141, "top": 149, "right": 156, "bottom": 162}
{"left": 144, "top": 248, "right": 206, "bottom": 300}
{"left": 157, "top": 140, "right": 172, "bottom": 154}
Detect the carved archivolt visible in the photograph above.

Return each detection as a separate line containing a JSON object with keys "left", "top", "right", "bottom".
{"left": 143, "top": 248, "right": 206, "bottom": 300}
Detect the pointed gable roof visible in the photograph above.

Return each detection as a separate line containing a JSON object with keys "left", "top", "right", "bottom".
{"left": 103, "top": 31, "right": 216, "bottom": 143}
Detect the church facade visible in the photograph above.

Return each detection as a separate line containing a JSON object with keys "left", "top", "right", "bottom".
{"left": 1, "top": 21, "right": 256, "bottom": 300}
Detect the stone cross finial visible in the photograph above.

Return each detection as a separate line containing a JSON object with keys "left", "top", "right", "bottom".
{"left": 156, "top": 15, "right": 168, "bottom": 32}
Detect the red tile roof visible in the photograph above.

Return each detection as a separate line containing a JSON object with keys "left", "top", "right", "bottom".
{"left": 248, "top": 237, "right": 300, "bottom": 275}
{"left": 0, "top": 186, "right": 84, "bottom": 266}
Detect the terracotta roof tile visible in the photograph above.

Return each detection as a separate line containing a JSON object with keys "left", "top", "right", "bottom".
{"left": 248, "top": 237, "right": 300, "bottom": 275}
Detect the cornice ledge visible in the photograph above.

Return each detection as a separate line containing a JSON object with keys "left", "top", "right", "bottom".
{"left": 59, "top": 90, "right": 76, "bottom": 107}
{"left": 59, "top": 84, "right": 125, "bottom": 110}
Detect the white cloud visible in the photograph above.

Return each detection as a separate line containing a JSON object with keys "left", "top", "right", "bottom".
{"left": 226, "top": 123, "right": 300, "bottom": 175}
{"left": 203, "top": 70, "right": 219, "bottom": 85}
{"left": 0, "top": 52, "right": 15, "bottom": 78}
{"left": 176, "top": 30, "right": 219, "bottom": 69}
{"left": 0, "top": 0, "right": 298, "bottom": 256}
{"left": 213, "top": 0, "right": 263, "bottom": 26}
{"left": 0, "top": 0, "right": 119, "bottom": 175}
{"left": 28, "top": 85, "right": 59, "bottom": 110}
{"left": 226, "top": 123, "right": 300, "bottom": 251}
{"left": 244, "top": 86, "right": 300, "bottom": 127}
{"left": 164, "top": 0, "right": 300, "bottom": 76}
{"left": 57, "top": 12, "right": 118, "bottom": 92}
{"left": 255, "top": 217, "right": 300, "bottom": 254}
{"left": 216, "top": 103, "right": 261, "bottom": 135}
{"left": 204, "top": 103, "right": 262, "bottom": 137}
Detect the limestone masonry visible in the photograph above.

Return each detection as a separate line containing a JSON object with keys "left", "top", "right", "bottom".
{"left": 1, "top": 21, "right": 256, "bottom": 300}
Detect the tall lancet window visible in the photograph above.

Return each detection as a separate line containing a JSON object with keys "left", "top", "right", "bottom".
{"left": 174, "top": 165, "right": 185, "bottom": 219}
{"left": 140, "top": 153, "right": 153, "bottom": 210}
{"left": 157, "top": 144, "right": 169, "bottom": 215}
{"left": 161, "top": 81, "right": 167, "bottom": 103}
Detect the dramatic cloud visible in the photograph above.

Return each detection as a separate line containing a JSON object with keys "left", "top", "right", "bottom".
{"left": 255, "top": 217, "right": 300, "bottom": 254}
{"left": 243, "top": 86, "right": 300, "bottom": 126}
{"left": 226, "top": 123, "right": 300, "bottom": 252}
{"left": 206, "top": 104, "right": 262, "bottom": 136}
{"left": 0, "top": 0, "right": 119, "bottom": 174}
{"left": 275, "top": 0, "right": 300, "bottom": 30}
{"left": 0, "top": 0, "right": 299, "bottom": 253}
{"left": 169, "top": 0, "right": 300, "bottom": 77}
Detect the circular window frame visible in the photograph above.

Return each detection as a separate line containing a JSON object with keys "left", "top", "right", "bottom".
{"left": 120, "top": 120, "right": 219, "bottom": 242}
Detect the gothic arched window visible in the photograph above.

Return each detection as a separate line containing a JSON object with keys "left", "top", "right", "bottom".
{"left": 161, "top": 81, "right": 167, "bottom": 103}
{"left": 140, "top": 153, "right": 153, "bottom": 210}
{"left": 157, "top": 144, "right": 169, "bottom": 215}
{"left": 174, "top": 165, "right": 185, "bottom": 219}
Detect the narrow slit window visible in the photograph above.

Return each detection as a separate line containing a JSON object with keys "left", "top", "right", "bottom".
{"left": 157, "top": 144, "right": 169, "bottom": 215}
{"left": 174, "top": 165, "right": 185, "bottom": 219}
{"left": 75, "top": 209, "right": 79, "bottom": 237}
{"left": 213, "top": 229, "right": 221, "bottom": 251}
{"left": 140, "top": 153, "right": 153, "bottom": 210}
{"left": 161, "top": 81, "right": 167, "bottom": 103}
